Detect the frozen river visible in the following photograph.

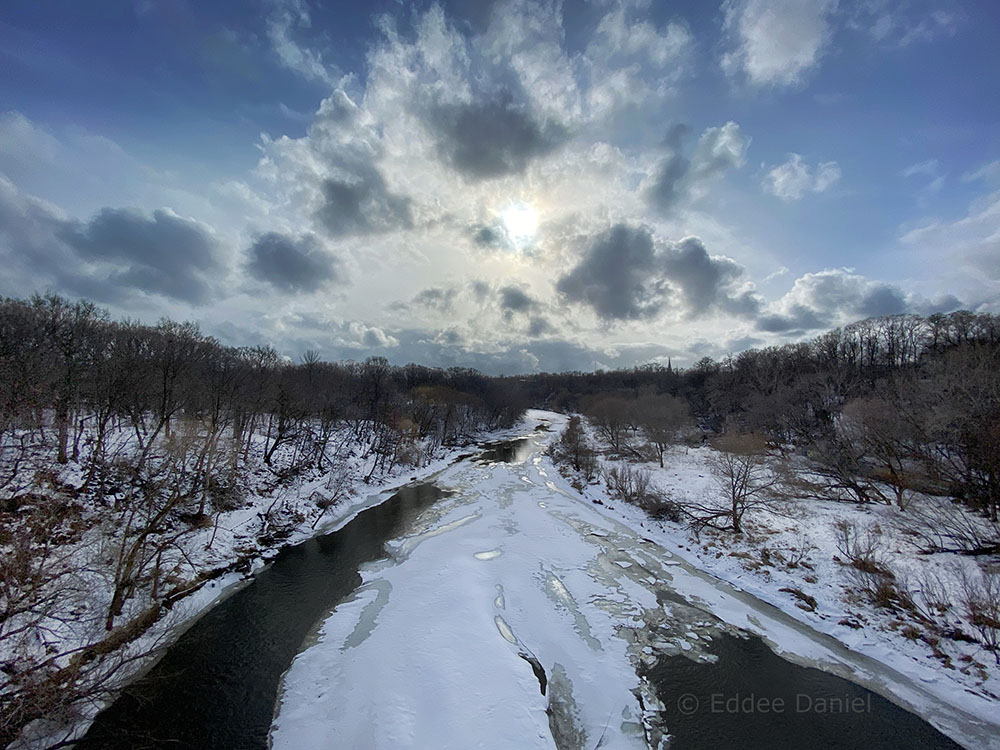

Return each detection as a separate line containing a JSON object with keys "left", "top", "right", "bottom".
{"left": 80, "top": 412, "right": 987, "bottom": 749}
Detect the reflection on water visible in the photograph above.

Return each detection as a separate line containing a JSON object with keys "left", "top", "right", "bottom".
{"left": 643, "top": 633, "right": 962, "bottom": 750}
{"left": 77, "top": 483, "right": 446, "bottom": 750}
{"left": 475, "top": 438, "right": 533, "bottom": 464}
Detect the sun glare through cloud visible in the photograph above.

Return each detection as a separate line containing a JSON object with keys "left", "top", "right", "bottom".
{"left": 500, "top": 203, "right": 539, "bottom": 248}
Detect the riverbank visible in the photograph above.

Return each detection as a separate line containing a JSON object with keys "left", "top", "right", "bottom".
{"left": 540, "top": 411, "right": 1000, "bottom": 747}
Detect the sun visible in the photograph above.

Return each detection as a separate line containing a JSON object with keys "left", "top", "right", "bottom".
{"left": 500, "top": 204, "right": 539, "bottom": 245}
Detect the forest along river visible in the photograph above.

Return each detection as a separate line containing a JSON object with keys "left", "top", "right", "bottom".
{"left": 79, "top": 420, "right": 982, "bottom": 749}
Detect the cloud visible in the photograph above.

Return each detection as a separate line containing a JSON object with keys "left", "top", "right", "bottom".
{"left": 426, "top": 93, "right": 567, "bottom": 180}
{"left": 0, "top": 176, "right": 224, "bottom": 305}
{"left": 763, "top": 154, "right": 841, "bottom": 200}
{"left": 757, "top": 269, "right": 963, "bottom": 332}
{"left": 470, "top": 280, "right": 492, "bottom": 300}
{"left": 0, "top": 111, "right": 61, "bottom": 180}
{"left": 257, "top": 86, "right": 415, "bottom": 241}
{"left": 265, "top": 0, "right": 339, "bottom": 84}
{"left": 557, "top": 223, "right": 759, "bottom": 321}
{"left": 472, "top": 225, "right": 502, "bottom": 248}
{"left": 527, "top": 316, "right": 554, "bottom": 336}
{"left": 900, "top": 190, "right": 1000, "bottom": 284}
{"left": 557, "top": 223, "right": 663, "bottom": 320}
{"left": 61, "top": 207, "right": 222, "bottom": 303}
{"left": 412, "top": 286, "right": 457, "bottom": 311}
{"left": 661, "top": 237, "right": 762, "bottom": 317}
{"left": 902, "top": 159, "right": 939, "bottom": 178}
{"left": 583, "top": 6, "right": 692, "bottom": 116}
{"left": 354, "top": 322, "right": 399, "bottom": 348}
{"left": 315, "top": 172, "right": 413, "bottom": 236}
{"left": 3, "top": 2, "right": 981, "bottom": 375}
{"left": 962, "top": 160, "right": 1000, "bottom": 184}
{"left": 498, "top": 285, "right": 537, "bottom": 313}
{"left": 852, "top": 3, "right": 961, "bottom": 47}
{"left": 246, "top": 231, "right": 341, "bottom": 292}
{"left": 721, "top": 0, "right": 836, "bottom": 87}
{"left": 645, "top": 122, "right": 749, "bottom": 213}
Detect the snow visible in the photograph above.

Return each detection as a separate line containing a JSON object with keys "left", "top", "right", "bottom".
{"left": 270, "top": 411, "right": 1000, "bottom": 749}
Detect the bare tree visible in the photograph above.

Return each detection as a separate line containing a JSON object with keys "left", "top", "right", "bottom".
{"left": 582, "top": 395, "right": 637, "bottom": 456}
{"left": 959, "top": 568, "right": 1000, "bottom": 664}
{"left": 838, "top": 396, "right": 915, "bottom": 508}
{"left": 687, "top": 433, "right": 782, "bottom": 534}
{"left": 634, "top": 393, "right": 689, "bottom": 467}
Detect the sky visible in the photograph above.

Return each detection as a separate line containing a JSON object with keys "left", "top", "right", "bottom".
{"left": 1, "top": 0, "right": 998, "bottom": 374}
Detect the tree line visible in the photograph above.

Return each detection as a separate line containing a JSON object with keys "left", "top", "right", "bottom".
{"left": 531, "top": 310, "right": 1000, "bottom": 533}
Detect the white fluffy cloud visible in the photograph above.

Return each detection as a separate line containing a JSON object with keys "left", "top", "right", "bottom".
{"left": 721, "top": 0, "right": 837, "bottom": 87}
{"left": 762, "top": 153, "right": 841, "bottom": 200}
{"left": 758, "top": 268, "right": 961, "bottom": 332}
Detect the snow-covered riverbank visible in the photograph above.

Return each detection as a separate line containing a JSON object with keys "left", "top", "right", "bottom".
{"left": 543, "top": 411, "right": 1000, "bottom": 746}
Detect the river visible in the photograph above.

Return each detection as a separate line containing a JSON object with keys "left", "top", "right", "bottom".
{"left": 78, "top": 414, "right": 983, "bottom": 749}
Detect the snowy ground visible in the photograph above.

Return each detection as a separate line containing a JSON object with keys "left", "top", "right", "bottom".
{"left": 559, "top": 416, "right": 1000, "bottom": 729}
{"left": 270, "top": 411, "right": 1000, "bottom": 750}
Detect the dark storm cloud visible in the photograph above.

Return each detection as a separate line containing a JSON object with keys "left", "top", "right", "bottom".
{"left": 315, "top": 170, "right": 413, "bottom": 236}
{"left": 645, "top": 124, "right": 690, "bottom": 212}
{"left": 528, "top": 316, "right": 554, "bottom": 337}
{"left": 58, "top": 207, "right": 222, "bottom": 303}
{"left": 661, "top": 237, "right": 761, "bottom": 317}
{"left": 498, "top": 285, "right": 536, "bottom": 313}
{"left": 246, "top": 232, "right": 341, "bottom": 293}
{"left": 913, "top": 294, "right": 964, "bottom": 315}
{"left": 646, "top": 151, "right": 690, "bottom": 212}
{"left": 427, "top": 93, "right": 566, "bottom": 180}
{"left": 413, "top": 286, "right": 457, "bottom": 311}
{"left": 472, "top": 225, "right": 501, "bottom": 247}
{"left": 756, "top": 306, "right": 827, "bottom": 332}
{"left": 858, "top": 284, "right": 907, "bottom": 316}
{"left": 557, "top": 224, "right": 758, "bottom": 321}
{"left": 0, "top": 178, "right": 223, "bottom": 305}
{"left": 557, "top": 224, "right": 663, "bottom": 320}
{"left": 471, "top": 280, "right": 491, "bottom": 300}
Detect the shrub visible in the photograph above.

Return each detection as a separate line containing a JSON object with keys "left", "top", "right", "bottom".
{"left": 960, "top": 568, "right": 1000, "bottom": 664}
{"left": 552, "top": 416, "right": 598, "bottom": 481}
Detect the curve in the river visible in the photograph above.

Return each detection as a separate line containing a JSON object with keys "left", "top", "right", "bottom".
{"left": 77, "top": 482, "right": 447, "bottom": 749}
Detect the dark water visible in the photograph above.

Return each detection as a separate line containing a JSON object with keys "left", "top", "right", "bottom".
{"left": 77, "top": 482, "right": 447, "bottom": 750}
{"left": 644, "top": 633, "right": 963, "bottom": 750}
{"left": 475, "top": 437, "right": 532, "bottom": 464}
